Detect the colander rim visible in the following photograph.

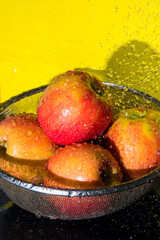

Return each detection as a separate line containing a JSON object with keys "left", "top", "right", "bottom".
{"left": 0, "top": 82, "right": 160, "bottom": 197}
{"left": 0, "top": 167, "right": 159, "bottom": 197}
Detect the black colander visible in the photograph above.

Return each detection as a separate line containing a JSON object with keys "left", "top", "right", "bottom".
{"left": 0, "top": 83, "right": 160, "bottom": 220}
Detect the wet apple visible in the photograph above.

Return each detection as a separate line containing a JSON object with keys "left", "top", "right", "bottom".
{"left": 0, "top": 113, "right": 57, "bottom": 160}
{"left": 0, "top": 113, "right": 57, "bottom": 183}
{"left": 43, "top": 142, "right": 122, "bottom": 189}
{"left": 37, "top": 71, "right": 113, "bottom": 145}
{"left": 104, "top": 108, "right": 160, "bottom": 180}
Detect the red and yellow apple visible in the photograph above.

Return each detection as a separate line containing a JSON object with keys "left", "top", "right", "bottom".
{"left": 104, "top": 108, "right": 160, "bottom": 180}
{"left": 43, "top": 142, "right": 123, "bottom": 189}
{"left": 0, "top": 113, "right": 57, "bottom": 160}
{"left": 37, "top": 70, "right": 113, "bottom": 145}
{"left": 0, "top": 113, "right": 57, "bottom": 183}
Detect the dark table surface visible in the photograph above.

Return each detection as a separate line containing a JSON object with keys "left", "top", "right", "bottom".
{"left": 0, "top": 185, "right": 159, "bottom": 240}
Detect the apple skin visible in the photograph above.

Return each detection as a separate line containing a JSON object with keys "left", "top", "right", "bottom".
{"left": 43, "top": 142, "right": 123, "bottom": 189}
{"left": 0, "top": 113, "right": 57, "bottom": 160}
{"left": 37, "top": 70, "right": 113, "bottom": 145}
{"left": 104, "top": 108, "right": 160, "bottom": 180}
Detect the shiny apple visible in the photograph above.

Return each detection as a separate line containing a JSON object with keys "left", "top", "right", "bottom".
{"left": 43, "top": 142, "right": 122, "bottom": 189}
{"left": 0, "top": 113, "right": 57, "bottom": 160}
{"left": 0, "top": 113, "right": 57, "bottom": 183}
{"left": 104, "top": 108, "right": 160, "bottom": 180}
{"left": 37, "top": 70, "right": 113, "bottom": 145}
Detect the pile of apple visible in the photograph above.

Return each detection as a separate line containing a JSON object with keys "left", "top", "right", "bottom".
{"left": 0, "top": 70, "right": 160, "bottom": 188}
{"left": 37, "top": 70, "right": 160, "bottom": 187}
{"left": 37, "top": 70, "right": 122, "bottom": 188}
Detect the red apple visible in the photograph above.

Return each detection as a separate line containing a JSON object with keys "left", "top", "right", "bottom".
{"left": 0, "top": 113, "right": 57, "bottom": 160}
{"left": 104, "top": 108, "right": 160, "bottom": 180}
{"left": 37, "top": 70, "right": 113, "bottom": 145}
{"left": 43, "top": 142, "right": 122, "bottom": 189}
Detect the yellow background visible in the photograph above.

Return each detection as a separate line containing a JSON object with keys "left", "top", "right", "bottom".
{"left": 0, "top": 0, "right": 160, "bottom": 102}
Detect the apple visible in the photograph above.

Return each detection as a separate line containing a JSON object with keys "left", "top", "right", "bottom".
{"left": 37, "top": 70, "right": 113, "bottom": 145}
{"left": 104, "top": 108, "right": 160, "bottom": 180}
{"left": 0, "top": 113, "right": 57, "bottom": 160}
{"left": 43, "top": 142, "right": 123, "bottom": 189}
{"left": 0, "top": 113, "right": 58, "bottom": 183}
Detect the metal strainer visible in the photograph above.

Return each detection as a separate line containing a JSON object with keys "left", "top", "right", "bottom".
{"left": 0, "top": 83, "right": 160, "bottom": 220}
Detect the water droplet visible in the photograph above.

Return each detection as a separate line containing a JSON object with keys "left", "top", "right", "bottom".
{"left": 62, "top": 109, "right": 71, "bottom": 117}
{"left": 77, "top": 164, "right": 82, "bottom": 171}
{"left": 148, "top": 165, "right": 152, "bottom": 168}
{"left": 34, "top": 135, "right": 39, "bottom": 140}
{"left": 26, "top": 131, "right": 32, "bottom": 137}
{"left": 42, "top": 97, "right": 48, "bottom": 103}
{"left": 83, "top": 94, "right": 89, "bottom": 99}
{"left": 107, "top": 73, "right": 113, "bottom": 78}
{"left": 48, "top": 143, "right": 53, "bottom": 149}
{"left": 11, "top": 120, "right": 16, "bottom": 128}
